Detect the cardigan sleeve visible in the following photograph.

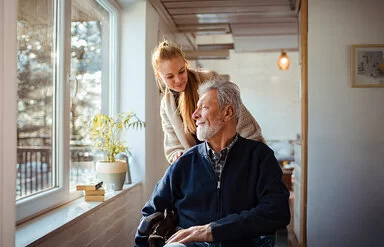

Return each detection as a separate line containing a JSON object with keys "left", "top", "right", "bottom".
{"left": 135, "top": 166, "right": 175, "bottom": 247}
{"left": 237, "top": 104, "right": 266, "bottom": 143}
{"left": 160, "top": 96, "right": 186, "bottom": 164}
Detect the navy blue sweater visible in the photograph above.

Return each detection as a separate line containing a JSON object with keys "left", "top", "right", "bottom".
{"left": 135, "top": 136, "right": 290, "bottom": 246}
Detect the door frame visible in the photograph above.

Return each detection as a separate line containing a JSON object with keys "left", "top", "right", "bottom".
{"left": 299, "top": 0, "right": 308, "bottom": 246}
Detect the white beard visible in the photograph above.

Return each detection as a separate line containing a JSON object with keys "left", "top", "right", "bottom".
{"left": 196, "top": 118, "right": 225, "bottom": 141}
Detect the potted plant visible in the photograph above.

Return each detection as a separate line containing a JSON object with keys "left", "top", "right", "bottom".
{"left": 88, "top": 112, "right": 145, "bottom": 190}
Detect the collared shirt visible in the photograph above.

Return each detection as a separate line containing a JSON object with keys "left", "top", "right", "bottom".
{"left": 206, "top": 133, "right": 239, "bottom": 182}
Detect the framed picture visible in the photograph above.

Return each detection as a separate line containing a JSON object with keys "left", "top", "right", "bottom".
{"left": 351, "top": 44, "right": 384, "bottom": 88}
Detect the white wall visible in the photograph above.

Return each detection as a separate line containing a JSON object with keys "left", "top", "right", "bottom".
{"left": 0, "top": 0, "right": 17, "bottom": 246}
{"left": 308, "top": 0, "right": 384, "bottom": 245}
{"left": 119, "top": 0, "right": 168, "bottom": 203}
{"left": 118, "top": 0, "right": 198, "bottom": 203}
{"left": 199, "top": 51, "right": 301, "bottom": 140}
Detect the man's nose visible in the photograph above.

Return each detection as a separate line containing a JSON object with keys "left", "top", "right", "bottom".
{"left": 192, "top": 109, "right": 200, "bottom": 120}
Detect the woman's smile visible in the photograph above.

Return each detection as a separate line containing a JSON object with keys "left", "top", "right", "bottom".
{"left": 157, "top": 56, "right": 189, "bottom": 92}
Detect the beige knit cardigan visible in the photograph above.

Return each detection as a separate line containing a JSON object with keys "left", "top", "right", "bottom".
{"left": 160, "top": 69, "right": 265, "bottom": 163}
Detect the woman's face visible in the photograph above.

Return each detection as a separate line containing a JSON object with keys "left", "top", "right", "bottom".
{"left": 157, "top": 56, "right": 188, "bottom": 92}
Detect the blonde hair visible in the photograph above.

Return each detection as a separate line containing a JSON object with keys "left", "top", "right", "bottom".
{"left": 152, "top": 40, "right": 189, "bottom": 93}
{"left": 152, "top": 40, "right": 198, "bottom": 134}
{"left": 179, "top": 70, "right": 199, "bottom": 134}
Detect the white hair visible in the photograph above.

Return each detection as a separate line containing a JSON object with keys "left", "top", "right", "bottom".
{"left": 197, "top": 79, "right": 242, "bottom": 122}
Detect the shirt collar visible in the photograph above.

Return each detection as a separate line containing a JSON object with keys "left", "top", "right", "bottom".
{"left": 206, "top": 133, "right": 239, "bottom": 158}
{"left": 169, "top": 88, "right": 180, "bottom": 96}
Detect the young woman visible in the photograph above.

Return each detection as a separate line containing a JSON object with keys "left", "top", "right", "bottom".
{"left": 152, "top": 40, "right": 265, "bottom": 163}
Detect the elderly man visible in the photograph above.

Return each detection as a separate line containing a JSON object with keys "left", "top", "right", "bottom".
{"left": 135, "top": 80, "right": 290, "bottom": 247}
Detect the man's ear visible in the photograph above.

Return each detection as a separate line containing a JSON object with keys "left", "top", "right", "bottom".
{"left": 223, "top": 105, "right": 234, "bottom": 121}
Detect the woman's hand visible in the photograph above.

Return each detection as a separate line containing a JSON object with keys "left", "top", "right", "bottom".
{"left": 171, "top": 150, "right": 183, "bottom": 163}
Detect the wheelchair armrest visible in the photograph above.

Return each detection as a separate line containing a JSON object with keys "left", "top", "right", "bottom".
{"left": 138, "top": 212, "right": 164, "bottom": 235}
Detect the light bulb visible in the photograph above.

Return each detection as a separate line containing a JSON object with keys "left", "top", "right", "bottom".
{"left": 277, "top": 51, "right": 291, "bottom": 70}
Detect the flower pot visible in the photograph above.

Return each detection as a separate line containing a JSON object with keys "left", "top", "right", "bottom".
{"left": 95, "top": 160, "right": 127, "bottom": 190}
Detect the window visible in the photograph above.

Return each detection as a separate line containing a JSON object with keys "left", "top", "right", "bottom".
{"left": 16, "top": 0, "right": 118, "bottom": 222}
{"left": 69, "top": 0, "right": 110, "bottom": 188}
{"left": 17, "top": 0, "right": 56, "bottom": 201}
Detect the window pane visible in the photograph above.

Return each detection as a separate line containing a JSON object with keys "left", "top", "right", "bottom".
{"left": 16, "top": 0, "right": 55, "bottom": 199}
{"left": 70, "top": 0, "right": 110, "bottom": 187}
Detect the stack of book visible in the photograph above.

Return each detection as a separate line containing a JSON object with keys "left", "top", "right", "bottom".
{"left": 76, "top": 181, "right": 105, "bottom": 202}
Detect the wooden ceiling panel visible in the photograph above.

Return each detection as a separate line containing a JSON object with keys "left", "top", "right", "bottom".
{"left": 150, "top": 0, "right": 300, "bottom": 52}
{"left": 177, "top": 23, "right": 231, "bottom": 35}
{"left": 174, "top": 16, "right": 297, "bottom": 25}
{"left": 231, "top": 22, "right": 298, "bottom": 37}
{"left": 197, "top": 43, "right": 235, "bottom": 50}
{"left": 161, "top": 0, "right": 289, "bottom": 3}
{"left": 173, "top": 13, "right": 297, "bottom": 26}
{"left": 164, "top": 1, "right": 290, "bottom": 8}
{"left": 168, "top": 6, "right": 291, "bottom": 15}
{"left": 184, "top": 49, "right": 230, "bottom": 60}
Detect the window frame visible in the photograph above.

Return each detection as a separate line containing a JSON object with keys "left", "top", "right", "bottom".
{"left": 16, "top": 0, "right": 119, "bottom": 223}
{"left": 2, "top": 0, "right": 18, "bottom": 244}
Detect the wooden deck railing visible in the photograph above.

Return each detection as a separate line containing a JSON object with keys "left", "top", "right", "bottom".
{"left": 16, "top": 147, "right": 52, "bottom": 199}
{"left": 16, "top": 146, "right": 94, "bottom": 200}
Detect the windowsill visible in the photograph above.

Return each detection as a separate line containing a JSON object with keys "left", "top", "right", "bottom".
{"left": 15, "top": 183, "right": 140, "bottom": 247}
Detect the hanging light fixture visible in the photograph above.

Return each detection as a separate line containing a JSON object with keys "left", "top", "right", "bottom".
{"left": 277, "top": 50, "right": 291, "bottom": 70}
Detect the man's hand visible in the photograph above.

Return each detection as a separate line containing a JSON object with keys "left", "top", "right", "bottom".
{"left": 166, "top": 224, "right": 213, "bottom": 244}
{"left": 171, "top": 151, "right": 183, "bottom": 163}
